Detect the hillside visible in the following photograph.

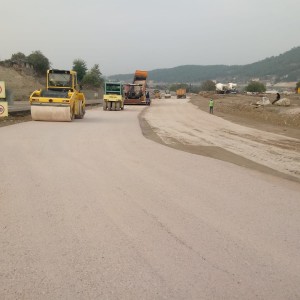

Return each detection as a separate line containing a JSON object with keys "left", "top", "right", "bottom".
{"left": 109, "top": 46, "right": 300, "bottom": 83}
{"left": 0, "top": 66, "right": 44, "bottom": 101}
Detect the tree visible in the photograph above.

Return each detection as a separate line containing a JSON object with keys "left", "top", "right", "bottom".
{"left": 11, "top": 52, "right": 26, "bottom": 63}
{"left": 169, "top": 83, "right": 189, "bottom": 92}
{"left": 296, "top": 81, "right": 300, "bottom": 89}
{"left": 27, "top": 51, "right": 50, "bottom": 75}
{"left": 200, "top": 80, "right": 216, "bottom": 91}
{"left": 245, "top": 81, "right": 266, "bottom": 93}
{"left": 82, "top": 64, "right": 103, "bottom": 88}
{"left": 72, "top": 59, "right": 88, "bottom": 82}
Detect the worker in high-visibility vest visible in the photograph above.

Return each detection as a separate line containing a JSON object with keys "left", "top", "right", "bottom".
{"left": 209, "top": 98, "right": 214, "bottom": 114}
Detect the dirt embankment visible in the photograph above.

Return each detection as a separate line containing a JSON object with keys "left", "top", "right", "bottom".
{"left": 0, "top": 66, "right": 44, "bottom": 101}
{"left": 191, "top": 93, "right": 300, "bottom": 139}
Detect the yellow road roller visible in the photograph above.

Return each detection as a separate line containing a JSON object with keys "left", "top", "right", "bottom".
{"left": 29, "top": 69, "right": 85, "bottom": 121}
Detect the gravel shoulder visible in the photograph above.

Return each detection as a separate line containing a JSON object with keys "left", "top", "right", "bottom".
{"left": 141, "top": 98, "right": 300, "bottom": 182}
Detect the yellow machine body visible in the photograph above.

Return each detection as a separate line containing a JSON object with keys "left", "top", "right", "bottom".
{"left": 29, "top": 70, "right": 86, "bottom": 121}
{"left": 176, "top": 88, "right": 187, "bottom": 99}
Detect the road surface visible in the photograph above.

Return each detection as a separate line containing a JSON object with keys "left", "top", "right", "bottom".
{"left": 0, "top": 104, "right": 300, "bottom": 299}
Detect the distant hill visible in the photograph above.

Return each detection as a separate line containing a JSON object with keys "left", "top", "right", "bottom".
{"left": 108, "top": 47, "right": 300, "bottom": 83}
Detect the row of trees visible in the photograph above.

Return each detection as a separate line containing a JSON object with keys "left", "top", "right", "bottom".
{"left": 72, "top": 59, "right": 103, "bottom": 88}
{"left": 11, "top": 51, "right": 50, "bottom": 75}
{"left": 9, "top": 51, "right": 103, "bottom": 88}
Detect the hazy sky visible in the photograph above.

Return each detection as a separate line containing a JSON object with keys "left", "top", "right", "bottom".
{"left": 2, "top": 0, "right": 300, "bottom": 75}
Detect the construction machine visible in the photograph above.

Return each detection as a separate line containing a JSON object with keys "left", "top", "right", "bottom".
{"left": 216, "top": 82, "right": 237, "bottom": 94}
{"left": 164, "top": 90, "right": 171, "bottom": 99}
{"left": 103, "top": 82, "right": 124, "bottom": 111}
{"left": 124, "top": 70, "right": 148, "bottom": 105}
{"left": 176, "top": 88, "right": 186, "bottom": 99}
{"left": 154, "top": 89, "right": 161, "bottom": 99}
{"left": 29, "top": 69, "right": 85, "bottom": 121}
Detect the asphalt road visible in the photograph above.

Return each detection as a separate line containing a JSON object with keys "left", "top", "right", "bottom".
{"left": 0, "top": 105, "right": 300, "bottom": 299}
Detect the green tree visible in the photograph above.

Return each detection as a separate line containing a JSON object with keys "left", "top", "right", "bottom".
{"left": 200, "top": 80, "right": 216, "bottom": 91}
{"left": 169, "top": 83, "right": 189, "bottom": 92}
{"left": 27, "top": 51, "right": 50, "bottom": 75}
{"left": 82, "top": 64, "right": 103, "bottom": 88}
{"left": 245, "top": 81, "right": 266, "bottom": 93}
{"left": 11, "top": 52, "right": 26, "bottom": 63}
{"left": 296, "top": 81, "right": 300, "bottom": 89}
{"left": 72, "top": 59, "right": 88, "bottom": 82}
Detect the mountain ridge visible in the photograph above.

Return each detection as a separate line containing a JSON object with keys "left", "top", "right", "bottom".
{"left": 108, "top": 46, "right": 300, "bottom": 83}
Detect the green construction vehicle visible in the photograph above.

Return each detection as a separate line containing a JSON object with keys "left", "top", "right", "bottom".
{"left": 103, "top": 82, "right": 124, "bottom": 111}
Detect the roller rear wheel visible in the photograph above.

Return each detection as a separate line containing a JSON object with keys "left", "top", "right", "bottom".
{"left": 103, "top": 100, "right": 107, "bottom": 110}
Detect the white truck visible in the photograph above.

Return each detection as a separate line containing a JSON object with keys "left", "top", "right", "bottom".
{"left": 216, "top": 82, "right": 237, "bottom": 94}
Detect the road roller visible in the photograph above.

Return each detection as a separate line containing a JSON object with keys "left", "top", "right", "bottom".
{"left": 29, "top": 69, "right": 85, "bottom": 121}
{"left": 103, "top": 82, "right": 124, "bottom": 111}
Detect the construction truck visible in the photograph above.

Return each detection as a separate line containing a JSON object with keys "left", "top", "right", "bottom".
{"left": 164, "top": 90, "right": 171, "bottom": 99}
{"left": 216, "top": 82, "right": 237, "bottom": 94}
{"left": 103, "top": 82, "right": 124, "bottom": 111}
{"left": 154, "top": 89, "right": 161, "bottom": 99}
{"left": 176, "top": 88, "right": 186, "bottom": 99}
{"left": 29, "top": 69, "right": 85, "bottom": 121}
{"left": 124, "top": 70, "right": 148, "bottom": 105}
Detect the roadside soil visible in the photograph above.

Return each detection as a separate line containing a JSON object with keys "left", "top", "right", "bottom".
{"left": 0, "top": 104, "right": 101, "bottom": 128}
{"left": 140, "top": 97, "right": 300, "bottom": 182}
{"left": 191, "top": 93, "right": 300, "bottom": 139}
{"left": 0, "top": 113, "right": 31, "bottom": 128}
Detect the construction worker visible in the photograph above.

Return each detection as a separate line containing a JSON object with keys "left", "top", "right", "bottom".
{"left": 209, "top": 98, "right": 214, "bottom": 114}
{"left": 272, "top": 93, "right": 280, "bottom": 105}
{"left": 146, "top": 91, "right": 151, "bottom": 105}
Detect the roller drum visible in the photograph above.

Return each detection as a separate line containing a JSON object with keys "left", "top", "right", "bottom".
{"left": 31, "top": 105, "right": 72, "bottom": 122}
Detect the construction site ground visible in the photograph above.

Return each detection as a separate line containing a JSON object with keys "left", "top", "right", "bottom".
{"left": 141, "top": 96, "right": 300, "bottom": 182}
{"left": 1, "top": 101, "right": 300, "bottom": 299}
{"left": 191, "top": 93, "right": 300, "bottom": 139}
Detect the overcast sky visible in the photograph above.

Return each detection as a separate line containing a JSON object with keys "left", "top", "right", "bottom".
{"left": 2, "top": 0, "right": 300, "bottom": 75}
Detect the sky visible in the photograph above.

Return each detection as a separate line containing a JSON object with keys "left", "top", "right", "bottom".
{"left": 1, "top": 0, "right": 300, "bottom": 76}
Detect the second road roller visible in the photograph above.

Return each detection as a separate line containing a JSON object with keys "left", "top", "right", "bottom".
{"left": 29, "top": 69, "right": 86, "bottom": 121}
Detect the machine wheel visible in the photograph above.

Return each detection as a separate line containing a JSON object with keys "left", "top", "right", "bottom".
{"left": 70, "top": 107, "right": 75, "bottom": 120}
{"left": 103, "top": 100, "right": 107, "bottom": 110}
{"left": 76, "top": 101, "right": 84, "bottom": 119}
{"left": 111, "top": 102, "right": 116, "bottom": 111}
{"left": 107, "top": 101, "right": 112, "bottom": 111}
{"left": 116, "top": 101, "right": 121, "bottom": 111}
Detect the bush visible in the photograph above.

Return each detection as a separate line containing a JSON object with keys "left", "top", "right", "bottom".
{"left": 11, "top": 52, "right": 26, "bottom": 63}
{"left": 72, "top": 59, "right": 88, "bottom": 82}
{"left": 169, "top": 83, "right": 189, "bottom": 92}
{"left": 82, "top": 64, "right": 103, "bottom": 88}
{"left": 200, "top": 80, "right": 216, "bottom": 91}
{"left": 27, "top": 51, "right": 50, "bottom": 75}
{"left": 245, "top": 81, "right": 266, "bottom": 93}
